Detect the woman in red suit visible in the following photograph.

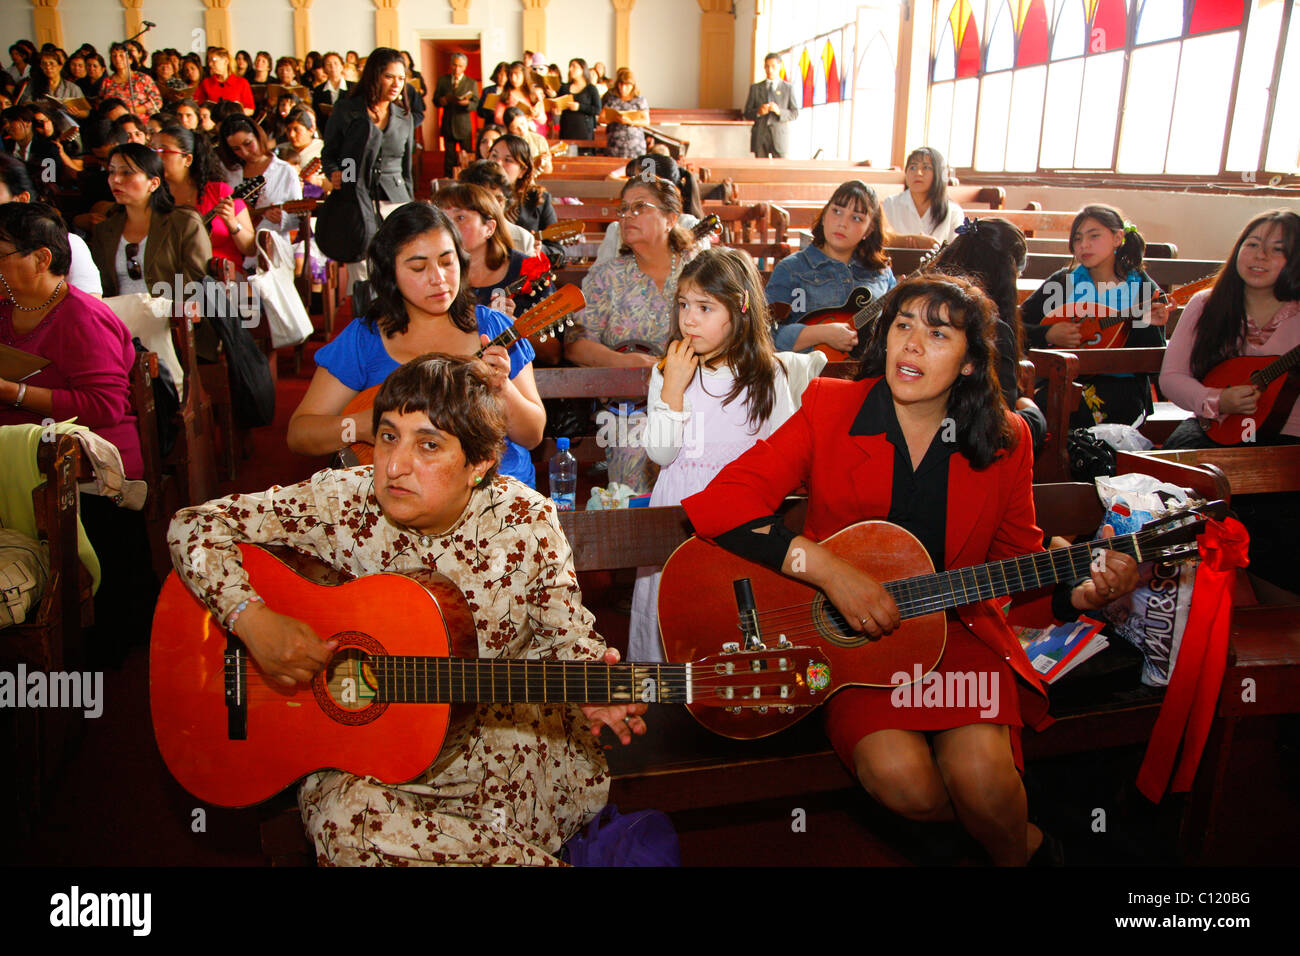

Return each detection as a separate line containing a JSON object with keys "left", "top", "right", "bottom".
{"left": 683, "top": 274, "right": 1138, "bottom": 865}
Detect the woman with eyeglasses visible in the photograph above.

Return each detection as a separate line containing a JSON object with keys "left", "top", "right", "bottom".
{"left": 564, "top": 176, "right": 701, "bottom": 492}
{"left": 880, "top": 146, "right": 963, "bottom": 249}
{"left": 151, "top": 124, "right": 256, "bottom": 268}
{"left": 0, "top": 200, "right": 163, "bottom": 669}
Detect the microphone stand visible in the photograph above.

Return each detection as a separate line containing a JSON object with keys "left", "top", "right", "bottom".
{"left": 119, "top": 21, "right": 156, "bottom": 119}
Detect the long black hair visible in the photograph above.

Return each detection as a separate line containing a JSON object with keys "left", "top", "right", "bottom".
{"left": 856, "top": 274, "right": 1014, "bottom": 469}
{"left": 928, "top": 217, "right": 1026, "bottom": 331}
{"left": 813, "top": 180, "right": 890, "bottom": 272}
{"left": 364, "top": 202, "right": 476, "bottom": 337}
{"left": 108, "top": 142, "right": 175, "bottom": 214}
{"left": 355, "top": 47, "right": 406, "bottom": 107}
{"left": 905, "top": 146, "right": 951, "bottom": 230}
{"left": 157, "top": 124, "right": 224, "bottom": 197}
{"left": 1189, "top": 209, "right": 1300, "bottom": 380}
{"left": 1071, "top": 203, "right": 1145, "bottom": 278}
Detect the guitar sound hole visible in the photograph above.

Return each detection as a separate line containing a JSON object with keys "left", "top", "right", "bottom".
{"left": 313, "top": 632, "right": 388, "bottom": 726}
{"left": 811, "top": 593, "right": 873, "bottom": 648}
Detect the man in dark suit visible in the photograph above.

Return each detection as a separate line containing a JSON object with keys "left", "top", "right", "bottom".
{"left": 311, "top": 52, "right": 351, "bottom": 121}
{"left": 743, "top": 53, "right": 799, "bottom": 158}
{"left": 433, "top": 53, "right": 478, "bottom": 177}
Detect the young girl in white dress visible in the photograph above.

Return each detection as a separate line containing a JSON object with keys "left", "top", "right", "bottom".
{"left": 627, "top": 248, "right": 825, "bottom": 662}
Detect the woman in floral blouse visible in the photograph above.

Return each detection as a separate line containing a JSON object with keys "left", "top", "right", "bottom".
{"left": 565, "top": 176, "right": 699, "bottom": 491}
{"left": 168, "top": 354, "right": 646, "bottom": 865}
{"left": 99, "top": 42, "right": 162, "bottom": 119}
{"left": 601, "top": 68, "right": 649, "bottom": 159}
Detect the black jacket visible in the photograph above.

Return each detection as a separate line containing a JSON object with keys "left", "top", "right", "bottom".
{"left": 556, "top": 83, "right": 601, "bottom": 141}
{"left": 321, "top": 95, "right": 414, "bottom": 203}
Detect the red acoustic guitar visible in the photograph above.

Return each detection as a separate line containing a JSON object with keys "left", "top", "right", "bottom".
{"left": 1040, "top": 274, "right": 1215, "bottom": 349}
{"left": 656, "top": 505, "right": 1223, "bottom": 740}
{"left": 340, "top": 283, "right": 585, "bottom": 466}
{"left": 150, "top": 543, "right": 826, "bottom": 807}
{"left": 1202, "top": 341, "right": 1300, "bottom": 444}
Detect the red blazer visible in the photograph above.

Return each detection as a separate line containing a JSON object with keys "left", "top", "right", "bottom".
{"left": 683, "top": 376, "right": 1053, "bottom": 730}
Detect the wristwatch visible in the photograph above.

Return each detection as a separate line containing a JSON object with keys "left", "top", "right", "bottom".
{"left": 230, "top": 221, "right": 243, "bottom": 235}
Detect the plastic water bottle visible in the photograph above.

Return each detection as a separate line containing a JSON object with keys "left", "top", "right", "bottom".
{"left": 549, "top": 437, "right": 577, "bottom": 511}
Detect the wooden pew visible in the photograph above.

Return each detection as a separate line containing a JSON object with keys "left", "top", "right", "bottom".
{"left": 769, "top": 186, "right": 1005, "bottom": 229}
{"left": 1, "top": 433, "right": 92, "bottom": 827}
{"left": 1029, "top": 347, "right": 1189, "bottom": 482}
{"left": 1124, "top": 445, "right": 1300, "bottom": 496}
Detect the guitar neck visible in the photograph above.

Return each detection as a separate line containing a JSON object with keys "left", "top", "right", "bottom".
{"left": 1251, "top": 342, "right": 1300, "bottom": 389}
{"left": 883, "top": 531, "right": 1149, "bottom": 620}
{"left": 362, "top": 658, "right": 691, "bottom": 704}
{"left": 853, "top": 242, "right": 947, "bottom": 332}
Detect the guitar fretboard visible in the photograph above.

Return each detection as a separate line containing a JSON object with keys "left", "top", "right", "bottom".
{"left": 365, "top": 658, "right": 690, "bottom": 705}
{"left": 882, "top": 531, "right": 1146, "bottom": 620}
{"left": 1251, "top": 342, "right": 1300, "bottom": 389}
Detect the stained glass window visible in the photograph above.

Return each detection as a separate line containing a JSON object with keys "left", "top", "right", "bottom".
{"left": 1189, "top": 0, "right": 1246, "bottom": 35}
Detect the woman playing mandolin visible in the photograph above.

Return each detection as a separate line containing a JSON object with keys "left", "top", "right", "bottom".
{"left": 764, "top": 180, "right": 898, "bottom": 355}
{"left": 1159, "top": 209, "right": 1300, "bottom": 594}
{"left": 683, "top": 275, "right": 1139, "bottom": 865}
{"left": 287, "top": 202, "right": 545, "bottom": 487}
{"left": 170, "top": 353, "right": 645, "bottom": 865}
{"left": 1020, "top": 204, "right": 1168, "bottom": 426}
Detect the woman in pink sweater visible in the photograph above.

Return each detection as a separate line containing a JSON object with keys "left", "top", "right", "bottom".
{"left": 1160, "top": 209, "right": 1300, "bottom": 447}
{"left": 1159, "top": 208, "right": 1299, "bottom": 595}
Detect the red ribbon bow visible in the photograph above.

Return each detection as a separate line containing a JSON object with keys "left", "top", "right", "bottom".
{"left": 519, "top": 251, "right": 551, "bottom": 294}
{"left": 1136, "top": 516, "right": 1249, "bottom": 802}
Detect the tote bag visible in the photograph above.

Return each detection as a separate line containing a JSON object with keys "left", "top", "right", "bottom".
{"left": 249, "top": 230, "right": 314, "bottom": 349}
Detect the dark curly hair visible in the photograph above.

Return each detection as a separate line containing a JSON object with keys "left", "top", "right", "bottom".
{"left": 856, "top": 274, "right": 1014, "bottom": 469}
{"left": 364, "top": 201, "right": 476, "bottom": 337}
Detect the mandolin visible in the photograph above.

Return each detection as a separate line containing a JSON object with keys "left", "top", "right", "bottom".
{"left": 539, "top": 219, "right": 584, "bottom": 245}
{"left": 774, "top": 243, "right": 946, "bottom": 362}
{"left": 1039, "top": 273, "right": 1214, "bottom": 349}
{"left": 657, "top": 503, "right": 1225, "bottom": 739}
{"left": 1202, "top": 340, "right": 1300, "bottom": 444}
{"left": 150, "top": 542, "right": 825, "bottom": 806}
{"left": 202, "top": 175, "right": 265, "bottom": 227}
{"left": 340, "top": 284, "right": 586, "bottom": 466}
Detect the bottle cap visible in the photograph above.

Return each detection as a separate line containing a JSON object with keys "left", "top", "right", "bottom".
{"left": 556, "top": 437, "right": 570, "bottom": 451}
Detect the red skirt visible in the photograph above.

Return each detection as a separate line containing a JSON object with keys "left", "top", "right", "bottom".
{"left": 824, "top": 615, "right": 1026, "bottom": 772}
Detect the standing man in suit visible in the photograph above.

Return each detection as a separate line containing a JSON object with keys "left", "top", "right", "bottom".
{"left": 311, "top": 52, "right": 351, "bottom": 120}
{"left": 434, "top": 53, "right": 479, "bottom": 177}
{"left": 743, "top": 53, "right": 798, "bottom": 158}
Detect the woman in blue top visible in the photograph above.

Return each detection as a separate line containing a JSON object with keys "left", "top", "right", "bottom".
{"left": 288, "top": 202, "right": 545, "bottom": 486}
{"left": 1020, "top": 204, "right": 1168, "bottom": 426}
{"left": 765, "top": 180, "right": 898, "bottom": 354}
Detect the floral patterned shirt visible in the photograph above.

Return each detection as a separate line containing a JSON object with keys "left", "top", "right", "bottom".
{"left": 601, "top": 91, "right": 649, "bottom": 158}
{"left": 99, "top": 71, "right": 162, "bottom": 118}
{"left": 166, "top": 466, "right": 611, "bottom": 863}
{"left": 565, "top": 251, "right": 695, "bottom": 355}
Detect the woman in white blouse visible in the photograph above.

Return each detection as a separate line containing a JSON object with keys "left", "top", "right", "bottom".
{"left": 216, "top": 113, "right": 302, "bottom": 263}
{"left": 880, "top": 146, "right": 964, "bottom": 248}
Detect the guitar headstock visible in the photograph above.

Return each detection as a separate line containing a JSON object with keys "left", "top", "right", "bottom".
{"left": 690, "top": 645, "right": 831, "bottom": 709}
{"left": 1130, "top": 500, "right": 1230, "bottom": 564}
{"left": 234, "top": 175, "right": 267, "bottom": 205}
{"left": 517, "top": 284, "right": 586, "bottom": 343}
{"left": 299, "top": 157, "right": 323, "bottom": 181}
{"left": 542, "top": 220, "right": 585, "bottom": 245}
{"left": 693, "top": 214, "right": 721, "bottom": 242}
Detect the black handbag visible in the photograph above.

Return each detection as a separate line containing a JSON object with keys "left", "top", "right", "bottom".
{"left": 1066, "top": 427, "right": 1116, "bottom": 480}
{"left": 315, "top": 184, "right": 378, "bottom": 264}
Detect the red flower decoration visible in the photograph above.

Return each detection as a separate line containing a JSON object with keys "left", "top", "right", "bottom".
{"left": 519, "top": 251, "right": 551, "bottom": 294}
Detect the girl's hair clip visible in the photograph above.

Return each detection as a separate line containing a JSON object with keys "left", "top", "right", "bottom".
{"left": 955, "top": 217, "right": 979, "bottom": 236}
{"left": 1123, "top": 222, "right": 1139, "bottom": 236}
{"left": 740, "top": 288, "right": 750, "bottom": 314}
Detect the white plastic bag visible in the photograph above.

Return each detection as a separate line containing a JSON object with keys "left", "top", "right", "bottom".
{"left": 103, "top": 292, "right": 183, "bottom": 391}
{"left": 249, "top": 229, "right": 313, "bottom": 349}
{"left": 1093, "top": 474, "right": 1197, "bottom": 687}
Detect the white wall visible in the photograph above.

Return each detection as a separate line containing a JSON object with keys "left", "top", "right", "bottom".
{"left": 628, "top": 0, "right": 701, "bottom": 108}
{"left": 546, "top": 0, "right": 614, "bottom": 78}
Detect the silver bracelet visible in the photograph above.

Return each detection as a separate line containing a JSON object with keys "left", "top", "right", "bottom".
{"left": 13, "top": 382, "right": 27, "bottom": 408}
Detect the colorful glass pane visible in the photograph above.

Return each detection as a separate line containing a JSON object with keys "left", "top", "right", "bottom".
{"left": 1016, "top": 0, "right": 1051, "bottom": 66}
{"left": 1088, "top": 0, "right": 1127, "bottom": 51}
{"left": 1189, "top": 0, "right": 1245, "bottom": 35}
{"left": 951, "top": 0, "right": 983, "bottom": 78}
